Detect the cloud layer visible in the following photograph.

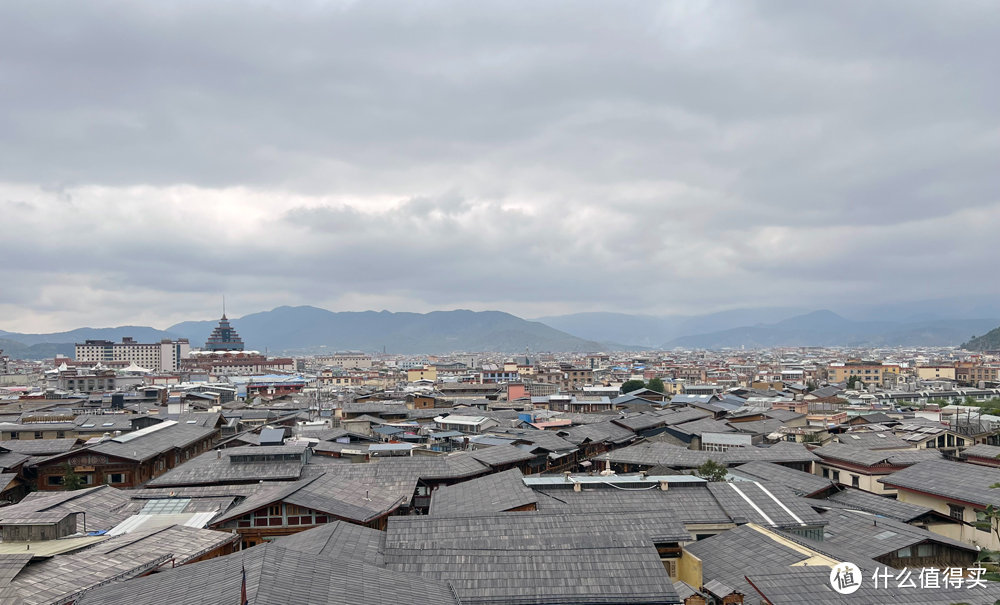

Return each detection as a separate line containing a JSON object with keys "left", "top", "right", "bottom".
{"left": 2, "top": 1, "right": 999, "bottom": 331}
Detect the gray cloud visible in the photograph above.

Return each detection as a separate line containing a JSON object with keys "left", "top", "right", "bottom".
{"left": 1, "top": 1, "right": 998, "bottom": 331}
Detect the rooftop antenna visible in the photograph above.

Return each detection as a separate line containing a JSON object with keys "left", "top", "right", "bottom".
{"left": 222, "top": 295, "right": 226, "bottom": 319}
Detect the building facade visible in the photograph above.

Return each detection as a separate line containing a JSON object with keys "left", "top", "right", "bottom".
{"left": 75, "top": 337, "right": 191, "bottom": 372}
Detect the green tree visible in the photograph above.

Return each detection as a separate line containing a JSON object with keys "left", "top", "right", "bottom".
{"left": 846, "top": 375, "right": 863, "bottom": 389}
{"left": 696, "top": 459, "right": 728, "bottom": 482}
{"left": 63, "top": 463, "right": 83, "bottom": 491}
{"left": 620, "top": 379, "right": 646, "bottom": 394}
{"left": 646, "top": 377, "right": 666, "bottom": 393}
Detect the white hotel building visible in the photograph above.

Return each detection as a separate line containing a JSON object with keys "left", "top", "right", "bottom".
{"left": 75, "top": 337, "right": 191, "bottom": 372}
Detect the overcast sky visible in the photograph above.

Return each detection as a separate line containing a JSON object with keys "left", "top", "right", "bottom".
{"left": 2, "top": 1, "right": 999, "bottom": 332}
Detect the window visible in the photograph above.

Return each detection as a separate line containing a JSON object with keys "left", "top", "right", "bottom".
{"left": 47, "top": 475, "right": 64, "bottom": 486}
{"left": 831, "top": 470, "right": 840, "bottom": 482}
{"left": 822, "top": 468, "right": 829, "bottom": 478}
{"left": 34, "top": 432, "right": 43, "bottom": 439}
{"left": 57, "top": 431, "right": 65, "bottom": 439}
{"left": 851, "top": 475, "right": 860, "bottom": 488}
{"left": 916, "top": 544, "right": 934, "bottom": 557}
{"left": 897, "top": 546, "right": 912, "bottom": 558}
{"left": 10, "top": 432, "right": 18, "bottom": 440}
{"left": 108, "top": 473, "right": 126, "bottom": 484}
{"left": 949, "top": 504, "right": 965, "bottom": 521}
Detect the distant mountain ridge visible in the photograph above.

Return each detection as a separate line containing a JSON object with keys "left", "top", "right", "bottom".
{"left": 0, "top": 307, "right": 604, "bottom": 357}
{"left": 664, "top": 310, "right": 1000, "bottom": 349}
{"left": 963, "top": 326, "right": 1000, "bottom": 351}
{"left": 168, "top": 306, "right": 604, "bottom": 354}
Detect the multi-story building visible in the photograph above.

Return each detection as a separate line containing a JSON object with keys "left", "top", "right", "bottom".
{"left": 955, "top": 362, "right": 1000, "bottom": 386}
{"left": 315, "top": 352, "right": 373, "bottom": 369}
{"left": 181, "top": 352, "right": 294, "bottom": 376}
{"left": 74, "top": 338, "right": 191, "bottom": 372}
{"left": 827, "top": 361, "right": 894, "bottom": 387}
{"left": 0, "top": 349, "right": 9, "bottom": 374}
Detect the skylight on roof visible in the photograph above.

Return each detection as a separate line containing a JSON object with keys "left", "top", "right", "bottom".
{"left": 140, "top": 498, "right": 192, "bottom": 515}
{"left": 186, "top": 420, "right": 197, "bottom": 424}
{"left": 102, "top": 422, "right": 114, "bottom": 427}
{"left": 873, "top": 530, "right": 897, "bottom": 540}
{"left": 81, "top": 423, "right": 95, "bottom": 428}
{"left": 850, "top": 435, "right": 861, "bottom": 440}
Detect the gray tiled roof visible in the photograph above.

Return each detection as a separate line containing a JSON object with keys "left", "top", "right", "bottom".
{"left": 491, "top": 429, "right": 578, "bottom": 453}
{"left": 211, "top": 471, "right": 408, "bottom": 526}
{"left": 78, "top": 542, "right": 459, "bottom": 605}
{"left": 2, "top": 548, "right": 171, "bottom": 605}
{"left": 0, "top": 553, "right": 32, "bottom": 587}
{"left": 430, "top": 468, "right": 537, "bottom": 516}
{"left": 721, "top": 442, "right": 818, "bottom": 464}
{"left": 467, "top": 444, "right": 537, "bottom": 468}
{"left": 961, "top": 442, "right": 1000, "bottom": 461}
{"left": 89, "top": 423, "right": 217, "bottom": 462}
{"left": 1, "top": 485, "right": 131, "bottom": 531}
{"left": 668, "top": 417, "right": 736, "bottom": 437}
{"left": 879, "top": 459, "right": 1000, "bottom": 507}
{"left": 683, "top": 525, "right": 813, "bottom": 605}
{"left": 533, "top": 484, "right": 733, "bottom": 524}
{"left": 731, "top": 461, "right": 834, "bottom": 496}
{"left": 811, "top": 509, "right": 974, "bottom": 558}
{"left": 817, "top": 487, "right": 933, "bottom": 522}
{"left": 706, "top": 481, "right": 826, "bottom": 529}
{"left": 269, "top": 520, "right": 385, "bottom": 565}
{"left": 656, "top": 407, "right": 713, "bottom": 425}
{"left": 835, "top": 431, "right": 911, "bottom": 449}
{"left": 0, "top": 451, "right": 30, "bottom": 471}
{"left": 813, "top": 443, "right": 941, "bottom": 468}
{"left": 557, "top": 420, "right": 635, "bottom": 445}
{"left": 605, "top": 441, "right": 716, "bottom": 468}
{"left": 146, "top": 448, "right": 306, "bottom": 487}
{"left": 0, "top": 438, "right": 78, "bottom": 455}
{"left": 384, "top": 511, "right": 684, "bottom": 604}
{"left": 613, "top": 412, "right": 669, "bottom": 432}
{"left": 81, "top": 524, "right": 239, "bottom": 565}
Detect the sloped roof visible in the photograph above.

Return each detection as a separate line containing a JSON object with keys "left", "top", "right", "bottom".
{"left": 818, "top": 487, "right": 933, "bottom": 522}
{"left": 1, "top": 485, "right": 131, "bottom": 531}
{"left": 82, "top": 524, "right": 238, "bottom": 565}
{"left": 813, "top": 444, "right": 941, "bottom": 468}
{"left": 879, "top": 459, "right": 1000, "bottom": 507}
{"left": 429, "top": 468, "right": 537, "bottom": 516}
{"left": 88, "top": 423, "right": 217, "bottom": 463}
{"left": 269, "top": 521, "right": 385, "bottom": 566}
{"left": 146, "top": 448, "right": 306, "bottom": 487}
{"left": 706, "top": 481, "right": 826, "bottom": 529}
{"left": 384, "top": 511, "right": 685, "bottom": 604}
{"left": 467, "top": 444, "right": 536, "bottom": 468}
{"left": 558, "top": 420, "right": 636, "bottom": 445}
{"left": 731, "top": 461, "right": 834, "bottom": 496}
{"left": 78, "top": 542, "right": 459, "bottom": 605}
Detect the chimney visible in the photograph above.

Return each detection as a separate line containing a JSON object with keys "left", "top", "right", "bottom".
{"left": 217, "top": 450, "right": 222, "bottom": 459}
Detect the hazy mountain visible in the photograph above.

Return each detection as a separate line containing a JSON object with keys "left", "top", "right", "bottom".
{"left": 0, "top": 326, "right": 178, "bottom": 347}
{"left": 664, "top": 311, "right": 1000, "bottom": 349}
{"left": 168, "top": 306, "right": 603, "bottom": 354}
{"left": 0, "top": 338, "right": 74, "bottom": 360}
{"left": 962, "top": 326, "right": 1000, "bottom": 351}
{"left": 535, "top": 307, "right": 809, "bottom": 347}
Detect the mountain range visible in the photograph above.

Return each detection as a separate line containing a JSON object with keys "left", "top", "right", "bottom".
{"left": 0, "top": 307, "right": 604, "bottom": 358}
{"left": 2, "top": 303, "right": 999, "bottom": 360}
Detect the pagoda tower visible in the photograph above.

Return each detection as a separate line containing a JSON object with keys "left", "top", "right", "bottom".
{"left": 204, "top": 314, "right": 245, "bottom": 351}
